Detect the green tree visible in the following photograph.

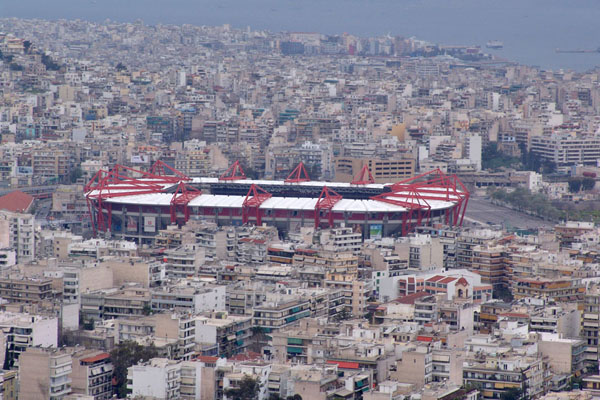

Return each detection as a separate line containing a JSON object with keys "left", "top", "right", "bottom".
{"left": 41, "top": 53, "right": 60, "bottom": 71}
{"left": 305, "top": 163, "right": 321, "bottom": 180}
{"left": 2, "top": 342, "right": 14, "bottom": 370}
{"left": 568, "top": 178, "right": 582, "bottom": 193}
{"left": 225, "top": 375, "right": 259, "bottom": 400}
{"left": 482, "top": 142, "right": 520, "bottom": 171}
{"left": 9, "top": 63, "right": 23, "bottom": 71}
{"left": 70, "top": 166, "right": 83, "bottom": 183}
{"left": 110, "top": 341, "right": 158, "bottom": 398}
{"left": 500, "top": 387, "right": 523, "bottom": 400}
{"left": 582, "top": 177, "right": 596, "bottom": 191}
{"left": 116, "top": 62, "right": 128, "bottom": 71}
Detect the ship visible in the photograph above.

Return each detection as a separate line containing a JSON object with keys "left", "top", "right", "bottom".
{"left": 556, "top": 47, "right": 600, "bottom": 54}
{"left": 486, "top": 40, "right": 504, "bottom": 49}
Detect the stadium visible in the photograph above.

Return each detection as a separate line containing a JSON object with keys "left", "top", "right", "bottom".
{"left": 85, "top": 160, "right": 469, "bottom": 243}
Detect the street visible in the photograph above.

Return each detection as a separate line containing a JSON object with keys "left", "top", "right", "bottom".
{"left": 464, "top": 195, "right": 555, "bottom": 230}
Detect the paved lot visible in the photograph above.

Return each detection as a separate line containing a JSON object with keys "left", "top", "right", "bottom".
{"left": 464, "top": 196, "right": 554, "bottom": 230}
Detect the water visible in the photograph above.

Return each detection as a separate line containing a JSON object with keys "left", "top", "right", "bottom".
{"left": 4, "top": 0, "right": 600, "bottom": 71}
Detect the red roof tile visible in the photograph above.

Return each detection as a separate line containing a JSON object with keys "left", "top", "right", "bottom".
{"left": 439, "top": 277, "right": 457, "bottom": 284}
{"left": 426, "top": 275, "right": 445, "bottom": 282}
{"left": 193, "top": 355, "right": 218, "bottom": 363}
{"left": 456, "top": 277, "right": 469, "bottom": 286}
{"left": 0, "top": 191, "right": 34, "bottom": 213}
{"left": 394, "top": 291, "right": 429, "bottom": 304}
{"left": 80, "top": 352, "right": 110, "bottom": 363}
{"left": 229, "top": 351, "right": 261, "bottom": 361}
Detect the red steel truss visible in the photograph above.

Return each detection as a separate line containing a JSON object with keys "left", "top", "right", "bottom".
{"left": 219, "top": 161, "right": 247, "bottom": 181}
{"left": 242, "top": 184, "right": 272, "bottom": 225}
{"left": 351, "top": 165, "right": 375, "bottom": 185}
{"left": 170, "top": 181, "right": 202, "bottom": 224}
{"left": 85, "top": 163, "right": 191, "bottom": 235}
{"left": 370, "top": 168, "right": 469, "bottom": 235}
{"left": 151, "top": 160, "right": 191, "bottom": 180}
{"left": 315, "top": 186, "right": 343, "bottom": 228}
{"left": 285, "top": 162, "right": 310, "bottom": 183}
{"left": 86, "top": 160, "right": 469, "bottom": 238}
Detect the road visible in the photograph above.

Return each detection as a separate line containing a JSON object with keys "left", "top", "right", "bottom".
{"left": 464, "top": 196, "right": 554, "bottom": 230}
{"left": 35, "top": 198, "right": 52, "bottom": 221}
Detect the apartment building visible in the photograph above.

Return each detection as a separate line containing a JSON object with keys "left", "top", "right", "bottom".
{"left": 462, "top": 355, "right": 544, "bottom": 400}
{"left": 62, "top": 264, "right": 113, "bottom": 304}
{"left": 319, "top": 227, "right": 362, "bottom": 255}
{"left": 81, "top": 286, "right": 151, "bottom": 321}
{"left": 127, "top": 358, "right": 181, "bottom": 399}
{"left": 116, "top": 313, "right": 196, "bottom": 361}
{"left": 470, "top": 245, "right": 507, "bottom": 289}
{"left": 151, "top": 284, "right": 226, "bottom": 314}
{"left": 195, "top": 312, "right": 253, "bottom": 357}
{"left": 0, "top": 276, "right": 53, "bottom": 303}
{"left": 71, "top": 350, "right": 113, "bottom": 400}
{"left": 512, "top": 277, "right": 584, "bottom": 302}
{"left": 163, "top": 245, "right": 206, "bottom": 279}
{"left": 581, "top": 283, "right": 600, "bottom": 367}
{"left": 334, "top": 157, "right": 415, "bottom": 183}
{"left": 19, "top": 347, "right": 72, "bottom": 400}
{"left": 530, "top": 133, "right": 600, "bottom": 171}
{"left": 31, "top": 147, "right": 72, "bottom": 181}
{"left": 0, "top": 210, "right": 35, "bottom": 263}
{"left": 253, "top": 298, "right": 312, "bottom": 333}
{"left": 0, "top": 312, "right": 59, "bottom": 369}
{"left": 392, "top": 346, "right": 433, "bottom": 389}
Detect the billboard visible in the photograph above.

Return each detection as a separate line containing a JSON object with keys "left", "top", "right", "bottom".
{"left": 143, "top": 216, "right": 156, "bottom": 232}
{"left": 16, "top": 166, "right": 33, "bottom": 175}
{"left": 126, "top": 216, "right": 138, "bottom": 232}
{"left": 369, "top": 224, "right": 383, "bottom": 240}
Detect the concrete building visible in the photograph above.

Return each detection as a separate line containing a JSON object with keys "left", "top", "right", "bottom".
{"left": 151, "top": 284, "right": 226, "bottom": 314}
{"left": 0, "top": 276, "right": 53, "bottom": 303}
{"left": 531, "top": 133, "right": 600, "bottom": 172}
{"left": 127, "top": 358, "right": 181, "bottom": 399}
{"left": 334, "top": 157, "right": 415, "bottom": 184}
{"left": 0, "top": 312, "right": 59, "bottom": 368}
{"left": 195, "top": 312, "right": 253, "bottom": 357}
{"left": 537, "top": 333, "right": 585, "bottom": 376}
{"left": 19, "top": 347, "right": 73, "bottom": 400}
{"left": 70, "top": 350, "right": 113, "bottom": 400}
{"left": 0, "top": 210, "right": 35, "bottom": 263}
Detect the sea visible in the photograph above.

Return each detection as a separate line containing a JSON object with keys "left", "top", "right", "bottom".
{"left": 4, "top": 0, "right": 600, "bottom": 72}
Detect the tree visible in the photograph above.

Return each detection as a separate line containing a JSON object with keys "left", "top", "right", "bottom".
{"left": 500, "top": 387, "right": 523, "bottom": 400}
{"left": 9, "top": 63, "right": 23, "bottom": 71}
{"left": 568, "top": 178, "right": 582, "bottom": 193}
{"left": 225, "top": 375, "right": 259, "bottom": 400}
{"left": 41, "top": 53, "right": 60, "bottom": 71}
{"left": 482, "top": 142, "right": 520, "bottom": 171}
{"left": 110, "top": 341, "right": 158, "bottom": 398}
{"left": 249, "top": 326, "right": 267, "bottom": 353}
{"left": 305, "top": 163, "right": 321, "bottom": 180}
{"left": 70, "top": 166, "right": 83, "bottom": 183}
{"left": 2, "top": 342, "right": 14, "bottom": 370}
{"left": 116, "top": 62, "right": 127, "bottom": 72}
{"left": 582, "top": 177, "right": 596, "bottom": 191}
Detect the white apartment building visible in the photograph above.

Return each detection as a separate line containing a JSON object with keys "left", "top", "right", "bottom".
{"left": 0, "top": 312, "right": 58, "bottom": 368}
{"left": 151, "top": 283, "right": 227, "bottom": 314}
{"left": 0, "top": 210, "right": 35, "bottom": 263}
{"left": 319, "top": 227, "right": 362, "bottom": 255}
{"left": 531, "top": 132, "right": 600, "bottom": 172}
{"left": 127, "top": 358, "right": 181, "bottom": 399}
